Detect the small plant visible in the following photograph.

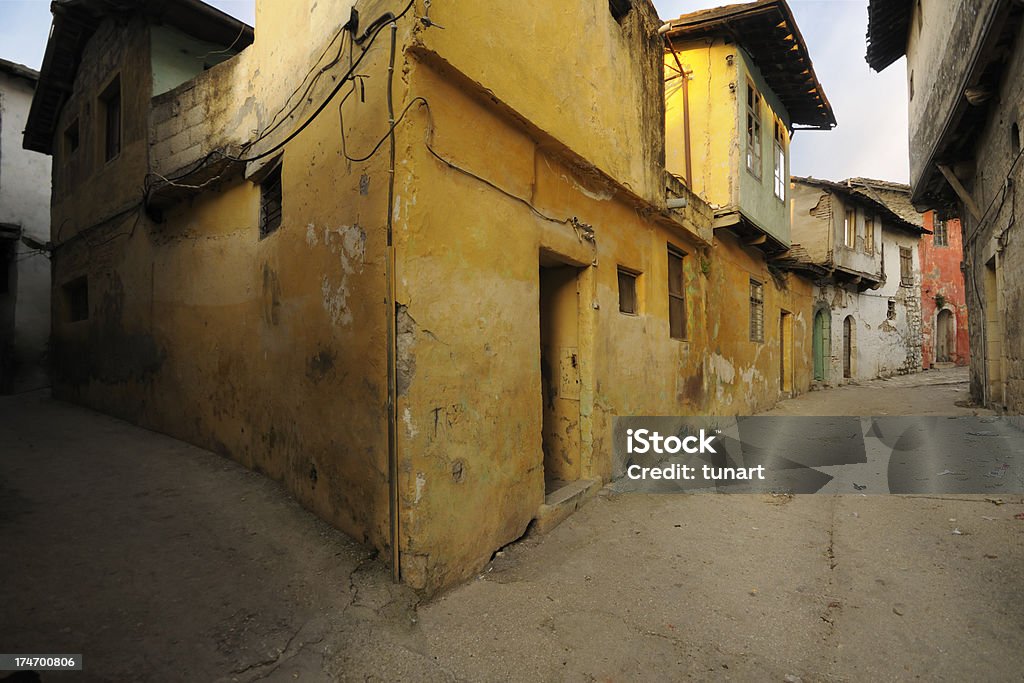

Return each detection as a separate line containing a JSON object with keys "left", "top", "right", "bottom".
{"left": 934, "top": 293, "right": 946, "bottom": 310}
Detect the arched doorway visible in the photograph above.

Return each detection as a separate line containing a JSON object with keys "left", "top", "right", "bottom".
{"left": 813, "top": 309, "right": 830, "bottom": 381}
{"left": 936, "top": 309, "right": 954, "bottom": 362}
{"left": 843, "top": 315, "right": 855, "bottom": 379}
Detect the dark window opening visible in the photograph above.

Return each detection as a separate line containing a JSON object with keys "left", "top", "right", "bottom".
{"left": 260, "top": 164, "right": 283, "bottom": 238}
{"left": 1012, "top": 122, "right": 1021, "bottom": 153}
{"left": 64, "top": 277, "right": 89, "bottom": 322}
{"left": 749, "top": 279, "right": 764, "bottom": 342}
{"left": 100, "top": 76, "right": 121, "bottom": 162}
{"left": 668, "top": 246, "right": 687, "bottom": 339}
{"left": 609, "top": 0, "right": 632, "bottom": 22}
{"left": 64, "top": 119, "right": 80, "bottom": 156}
{"left": 617, "top": 268, "right": 638, "bottom": 314}
{"left": 0, "top": 240, "right": 13, "bottom": 295}
{"left": 887, "top": 299, "right": 896, "bottom": 320}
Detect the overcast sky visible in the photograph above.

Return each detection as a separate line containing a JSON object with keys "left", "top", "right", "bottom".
{"left": 0, "top": 0, "right": 908, "bottom": 183}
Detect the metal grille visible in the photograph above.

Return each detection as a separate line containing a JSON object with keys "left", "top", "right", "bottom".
{"left": 749, "top": 279, "right": 764, "bottom": 342}
{"left": 260, "top": 164, "right": 283, "bottom": 238}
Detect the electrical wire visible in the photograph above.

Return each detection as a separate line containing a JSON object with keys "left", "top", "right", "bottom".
{"left": 339, "top": 95, "right": 427, "bottom": 163}
{"left": 148, "top": 0, "right": 415, "bottom": 195}
{"left": 227, "top": 1, "right": 416, "bottom": 165}
{"left": 257, "top": 25, "right": 353, "bottom": 143}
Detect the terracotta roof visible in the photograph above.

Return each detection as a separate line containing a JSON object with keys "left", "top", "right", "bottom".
{"left": 865, "top": 0, "right": 912, "bottom": 72}
{"left": 792, "top": 176, "right": 929, "bottom": 234}
{"left": 662, "top": 0, "right": 836, "bottom": 130}
{"left": 24, "top": 0, "right": 253, "bottom": 154}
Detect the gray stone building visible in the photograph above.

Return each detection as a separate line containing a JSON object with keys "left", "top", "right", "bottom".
{"left": 1, "top": 58, "right": 51, "bottom": 393}
{"left": 867, "top": 0, "right": 1024, "bottom": 413}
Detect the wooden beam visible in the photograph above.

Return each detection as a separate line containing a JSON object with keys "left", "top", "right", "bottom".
{"left": 937, "top": 163, "right": 982, "bottom": 221}
{"left": 745, "top": 233, "right": 768, "bottom": 246}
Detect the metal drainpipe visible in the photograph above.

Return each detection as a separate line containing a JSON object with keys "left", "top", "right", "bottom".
{"left": 662, "top": 34, "right": 692, "bottom": 187}
{"left": 384, "top": 21, "right": 401, "bottom": 583}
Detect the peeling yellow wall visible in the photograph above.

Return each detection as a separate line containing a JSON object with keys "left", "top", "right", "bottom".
{"left": 50, "top": 0, "right": 814, "bottom": 596}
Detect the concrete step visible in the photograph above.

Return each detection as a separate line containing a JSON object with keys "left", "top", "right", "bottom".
{"left": 532, "top": 479, "right": 601, "bottom": 535}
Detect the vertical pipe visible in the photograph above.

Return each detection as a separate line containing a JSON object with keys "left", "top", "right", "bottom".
{"left": 682, "top": 69, "right": 693, "bottom": 187}
{"left": 664, "top": 37, "right": 692, "bottom": 187}
{"left": 384, "top": 21, "right": 401, "bottom": 583}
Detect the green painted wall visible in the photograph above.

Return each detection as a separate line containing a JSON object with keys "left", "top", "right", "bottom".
{"left": 150, "top": 25, "right": 241, "bottom": 96}
{"left": 735, "top": 48, "right": 791, "bottom": 246}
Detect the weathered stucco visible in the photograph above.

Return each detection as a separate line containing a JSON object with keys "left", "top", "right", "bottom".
{"left": 43, "top": 0, "right": 821, "bottom": 594}
{"left": 919, "top": 212, "right": 969, "bottom": 368}
{"left": 0, "top": 66, "right": 51, "bottom": 393}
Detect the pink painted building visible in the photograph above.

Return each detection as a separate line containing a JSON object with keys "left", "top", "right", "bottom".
{"left": 920, "top": 212, "right": 969, "bottom": 367}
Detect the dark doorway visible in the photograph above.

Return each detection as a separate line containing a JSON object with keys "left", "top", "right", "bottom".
{"left": 843, "top": 315, "right": 854, "bottom": 379}
{"left": 936, "top": 309, "right": 953, "bottom": 362}
{"left": 813, "top": 309, "right": 829, "bottom": 381}
{"left": 539, "top": 258, "right": 582, "bottom": 495}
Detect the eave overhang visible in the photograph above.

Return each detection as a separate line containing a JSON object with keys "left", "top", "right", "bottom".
{"left": 865, "top": 0, "right": 912, "bottom": 72}
{"left": 24, "top": 0, "right": 253, "bottom": 155}
{"left": 663, "top": 0, "right": 836, "bottom": 130}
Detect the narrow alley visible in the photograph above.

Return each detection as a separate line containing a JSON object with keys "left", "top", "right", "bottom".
{"left": 2, "top": 369, "right": 1021, "bottom": 681}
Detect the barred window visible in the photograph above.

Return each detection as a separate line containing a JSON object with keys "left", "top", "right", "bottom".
{"left": 260, "top": 164, "right": 283, "bottom": 238}
{"left": 749, "top": 279, "right": 764, "bottom": 342}
{"left": 933, "top": 218, "right": 948, "bottom": 246}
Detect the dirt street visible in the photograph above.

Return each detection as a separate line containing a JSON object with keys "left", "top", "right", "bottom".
{"left": 2, "top": 368, "right": 1022, "bottom": 681}
{"left": 764, "top": 365, "right": 990, "bottom": 416}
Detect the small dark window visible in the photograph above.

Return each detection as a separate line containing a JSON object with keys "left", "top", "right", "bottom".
{"left": 887, "top": 300, "right": 896, "bottom": 320}
{"left": 668, "top": 246, "right": 687, "bottom": 339}
{"left": 899, "top": 246, "right": 913, "bottom": 286}
{"left": 933, "top": 217, "right": 948, "bottom": 246}
{"left": 749, "top": 279, "right": 764, "bottom": 342}
{"left": 64, "top": 277, "right": 89, "bottom": 322}
{"left": 260, "top": 164, "right": 283, "bottom": 238}
{"left": 64, "top": 119, "right": 80, "bottom": 156}
{"left": 609, "top": 0, "right": 632, "bottom": 22}
{"left": 1012, "top": 122, "right": 1021, "bottom": 153}
{"left": 0, "top": 240, "right": 13, "bottom": 295}
{"left": 100, "top": 76, "right": 121, "bottom": 162}
{"left": 617, "top": 268, "right": 638, "bottom": 314}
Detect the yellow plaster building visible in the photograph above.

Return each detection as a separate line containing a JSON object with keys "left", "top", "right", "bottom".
{"left": 28, "top": 0, "right": 834, "bottom": 592}
{"left": 662, "top": 0, "right": 836, "bottom": 412}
